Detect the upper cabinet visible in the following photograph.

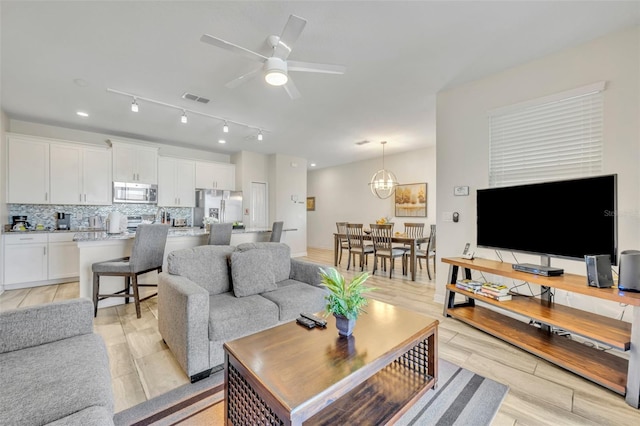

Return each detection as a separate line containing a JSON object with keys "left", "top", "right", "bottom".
{"left": 111, "top": 141, "right": 158, "bottom": 184}
{"left": 7, "top": 136, "right": 50, "bottom": 204}
{"left": 7, "top": 135, "right": 111, "bottom": 205}
{"left": 49, "top": 144, "right": 112, "bottom": 205}
{"left": 158, "top": 157, "right": 195, "bottom": 207}
{"left": 195, "top": 161, "right": 235, "bottom": 190}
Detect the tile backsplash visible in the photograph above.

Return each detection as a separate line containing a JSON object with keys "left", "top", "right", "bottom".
{"left": 8, "top": 204, "right": 193, "bottom": 230}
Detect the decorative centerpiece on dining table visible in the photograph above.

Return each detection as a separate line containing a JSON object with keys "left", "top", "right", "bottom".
{"left": 319, "top": 267, "right": 375, "bottom": 337}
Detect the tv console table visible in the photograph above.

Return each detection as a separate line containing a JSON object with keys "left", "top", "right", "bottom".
{"left": 442, "top": 256, "right": 640, "bottom": 409}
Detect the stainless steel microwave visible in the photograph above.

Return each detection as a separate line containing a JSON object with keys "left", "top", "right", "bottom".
{"left": 113, "top": 182, "right": 158, "bottom": 204}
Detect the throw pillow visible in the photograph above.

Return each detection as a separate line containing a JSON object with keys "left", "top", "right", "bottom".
{"left": 231, "top": 249, "right": 277, "bottom": 297}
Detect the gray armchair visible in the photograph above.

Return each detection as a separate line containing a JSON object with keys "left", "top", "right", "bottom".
{"left": 0, "top": 299, "right": 114, "bottom": 425}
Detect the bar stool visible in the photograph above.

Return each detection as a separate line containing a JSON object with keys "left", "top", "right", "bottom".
{"left": 208, "top": 222, "right": 233, "bottom": 245}
{"left": 270, "top": 221, "right": 284, "bottom": 242}
{"left": 92, "top": 224, "right": 170, "bottom": 318}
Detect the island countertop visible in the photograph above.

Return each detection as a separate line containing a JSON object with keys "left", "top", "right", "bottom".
{"left": 73, "top": 227, "right": 296, "bottom": 242}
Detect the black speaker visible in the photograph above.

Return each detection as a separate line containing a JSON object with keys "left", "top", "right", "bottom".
{"left": 618, "top": 250, "right": 640, "bottom": 292}
{"left": 585, "top": 254, "right": 613, "bottom": 288}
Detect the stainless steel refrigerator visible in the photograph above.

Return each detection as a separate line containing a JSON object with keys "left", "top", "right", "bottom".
{"left": 194, "top": 189, "right": 243, "bottom": 227}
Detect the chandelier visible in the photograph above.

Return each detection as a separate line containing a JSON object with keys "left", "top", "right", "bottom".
{"left": 369, "top": 141, "right": 399, "bottom": 199}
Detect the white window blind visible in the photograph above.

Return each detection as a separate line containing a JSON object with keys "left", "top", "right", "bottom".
{"left": 488, "top": 82, "right": 604, "bottom": 187}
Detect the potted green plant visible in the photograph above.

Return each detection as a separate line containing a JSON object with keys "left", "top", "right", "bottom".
{"left": 319, "top": 267, "right": 374, "bottom": 337}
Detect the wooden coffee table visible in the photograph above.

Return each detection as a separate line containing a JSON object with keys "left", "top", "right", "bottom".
{"left": 223, "top": 299, "right": 439, "bottom": 425}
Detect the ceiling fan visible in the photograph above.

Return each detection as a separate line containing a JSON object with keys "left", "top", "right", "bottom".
{"left": 200, "top": 14, "right": 346, "bottom": 99}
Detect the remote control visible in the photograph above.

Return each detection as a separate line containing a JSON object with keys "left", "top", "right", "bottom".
{"left": 300, "top": 312, "right": 327, "bottom": 328}
{"left": 296, "top": 317, "right": 316, "bottom": 329}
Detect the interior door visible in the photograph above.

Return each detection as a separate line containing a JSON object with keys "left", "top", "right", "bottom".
{"left": 250, "top": 182, "right": 268, "bottom": 229}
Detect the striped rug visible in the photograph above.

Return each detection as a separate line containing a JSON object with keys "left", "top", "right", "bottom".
{"left": 115, "top": 359, "right": 507, "bottom": 425}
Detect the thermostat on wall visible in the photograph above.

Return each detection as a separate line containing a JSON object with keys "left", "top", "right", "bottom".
{"left": 454, "top": 186, "right": 469, "bottom": 196}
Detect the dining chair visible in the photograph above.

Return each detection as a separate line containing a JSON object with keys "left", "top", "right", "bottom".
{"left": 346, "top": 223, "right": 374, "bottom": 272}
{"left": 417, "top": 224, "right": 436, "bottom": 279}
{"left": 336, "top": 222, "right": 349, "bottom": 264}
{"left": 270, "top": 221, "right": 284, "bottom": 242}
{"left": 401, "top": 222, "right": 425, "bottom": 255}
{"left": 208, "top": 222, "right": 233, "bottom": 245}
{"left": 92, "top": 224, "right": 170, "bottom": 318}
{"left": 370, "top": 224, "right": 406, "bottom": 278}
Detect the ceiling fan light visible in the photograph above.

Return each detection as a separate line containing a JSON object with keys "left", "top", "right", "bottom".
{"left": 265, "top": 70, "right": 288, "bottom": 86}
{"left": 264, "top": 57, "right": 288, "bottom": 86}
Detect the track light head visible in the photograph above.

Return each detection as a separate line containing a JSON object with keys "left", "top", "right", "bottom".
{"left": 223, "top": 121, "right": 229, "bottom": 133}
{"left": 131, "top": 98, "right": 139, "bottom": 112}
{"left": 181, "top": 111, "right": 188, "bottom": 124}
{"left": 257, "top": 130, "right": 263, "bottom": 141}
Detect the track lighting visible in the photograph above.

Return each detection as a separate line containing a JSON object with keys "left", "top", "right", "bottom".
{"left": 107, "top": 88, "right": 269, "bottom": 139}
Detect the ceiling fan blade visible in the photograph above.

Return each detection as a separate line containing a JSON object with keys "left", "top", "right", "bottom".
{"left": 225, "top": 66, "right": 261, "bottom": 89}
{"left": 287, "top": 60, "right": 346, "bottom": 75}
{"left": 283, "top": 78, "right": 302, "bottom": 100}
{"left": 273, "top": 15, "right": 307, "bottom": 60}
{"left": 200, "top": 34, "right": 267, "bottom": 62}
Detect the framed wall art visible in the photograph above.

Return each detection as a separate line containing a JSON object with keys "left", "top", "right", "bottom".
{"left": 394, "top": 183, "right": 427, "bottom": 217}
{"left": 306, "top": 196, "right": 316, "bottom": 211}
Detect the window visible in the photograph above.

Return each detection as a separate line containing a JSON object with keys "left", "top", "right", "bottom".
{"left": 488, "top": 82, "right": 605, "bottom": 187}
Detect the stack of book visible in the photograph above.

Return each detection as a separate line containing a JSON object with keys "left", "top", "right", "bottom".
{"left": 455, "top": 279, "right": 483, "bottom": 293}
{"left": 478, "top": 282, "right": 512, "bottom": 301}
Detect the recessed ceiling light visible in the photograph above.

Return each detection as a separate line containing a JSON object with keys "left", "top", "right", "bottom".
{"left": 73, "top": 78, "right": 89, "bottom": 87}
{"left": 310, "top": 163, "right": 316, "bottom": 167}
{"left": 218, "top": 139, "right": 226, "bottom": 144}
{"left": 76, "top": 111, "right": 89, "bottom": 117}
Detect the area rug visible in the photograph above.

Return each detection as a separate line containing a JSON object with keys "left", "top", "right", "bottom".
{"left": 114, "top": 360, "right": 508, "bottom": 425}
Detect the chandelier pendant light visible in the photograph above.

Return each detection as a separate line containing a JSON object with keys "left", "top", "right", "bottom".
{"left": 369, "top": 141, "right": 399, "bottom": 199}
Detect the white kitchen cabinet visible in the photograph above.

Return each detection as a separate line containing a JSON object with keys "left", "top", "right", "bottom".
{"left": 158, "top": 157, "right": 195, "bottom": 207}
{"left": 48, "top": 233, "right": 79, "bottom": 279}
{"left": 7, "top": 136, "right": 50, "bottom": 204}
{"left": 8, "top": 135, "right": 111, "bottom": 206}
{"left": 111, "top": 141, "right": 158, "bottom": 184}
{"left": 82, "top": 147, "right": 112, "bottom": 205}
{"left": 50, "top": 144, "right": 82, "bottom": 204}
{"left": 50, "top": 144, "right": 112, "bottom": 205}
{"left": 3, "top": 234, "right": 48, "bottom": 285}
{"left": 195, "top": 161, "right": 235, "bottom": 190}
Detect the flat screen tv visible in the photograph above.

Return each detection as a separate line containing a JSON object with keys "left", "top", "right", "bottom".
{"left": 476, "top": 174, "right": 617, "bottom": 265}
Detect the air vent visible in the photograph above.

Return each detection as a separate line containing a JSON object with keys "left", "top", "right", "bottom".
{"left": 181, "top": 92, "right": 210, "bottom": 104}
{"left": 355, "top": 140, "right": 370, "bottom": 146}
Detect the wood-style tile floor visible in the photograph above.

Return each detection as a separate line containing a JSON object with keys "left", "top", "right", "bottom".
{"left": 2, "top": 248, "right": 639, "bottom": 425}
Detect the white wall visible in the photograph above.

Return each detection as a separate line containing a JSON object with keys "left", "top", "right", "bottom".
{"left": 436, "top": 26, "right": 640, "bottom": 322}
{"left": 268, "top": 154, "right": 308, "bottom": 257}
{"left": 307, "top": 147, "right": 436, "bottom": 250}
{"left": 231, "top": 150, "right": 270, "bottom": 225}
{"left": 0, "top": 110, "right": 7, "bottom": 293}
{"left": 9, "top": 120, "right": 231, "bottom": 163}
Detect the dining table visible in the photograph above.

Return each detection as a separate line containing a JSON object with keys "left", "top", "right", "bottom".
{"left": 333, "top": 232, "right": 428, "bottom": 281}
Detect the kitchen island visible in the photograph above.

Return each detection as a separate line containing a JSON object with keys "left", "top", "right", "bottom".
{"left": 74, "top": 227, "right": 295, "bottom": 308}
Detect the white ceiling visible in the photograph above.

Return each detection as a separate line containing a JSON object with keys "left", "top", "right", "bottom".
{"left": 2, "top": 1, "right": 639, "bottom": 169}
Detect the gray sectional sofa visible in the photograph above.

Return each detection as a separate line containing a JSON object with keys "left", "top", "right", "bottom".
{"left": 0, "top": 298, "right": 114, "bottom": 426}
{"left": 158, "top": 242, "right": 327, "bottom": 382}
